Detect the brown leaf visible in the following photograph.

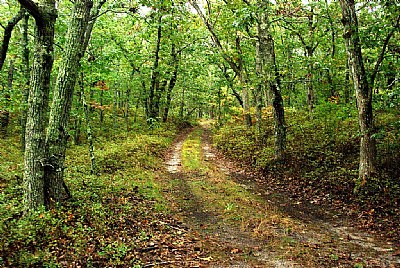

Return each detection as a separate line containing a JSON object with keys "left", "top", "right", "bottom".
{"left": 230, "top": 248, "right": 242, "bottom": 254}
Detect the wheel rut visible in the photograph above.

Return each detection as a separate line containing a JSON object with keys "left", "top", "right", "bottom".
{"left": 161, "top": 125, "right": 400, "bottom": 268}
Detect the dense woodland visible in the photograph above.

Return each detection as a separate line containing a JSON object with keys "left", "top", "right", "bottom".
{"left": 0, "top": 0, "right": 399, "bottom": 266}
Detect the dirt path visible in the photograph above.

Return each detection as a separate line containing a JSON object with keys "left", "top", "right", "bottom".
{"left": 161, "top": 126, "right": 400, "bottom": 268}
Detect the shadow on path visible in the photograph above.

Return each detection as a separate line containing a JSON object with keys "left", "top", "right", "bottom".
{"left": 161, "top": 125, "right": 400, "bottom": 268}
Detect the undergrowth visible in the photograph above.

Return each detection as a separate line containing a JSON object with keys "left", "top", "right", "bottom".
{"left": 0, "top": 118, "right": 201, "bottom": 266}
{"left": 213, "top": 103, "right": 400, "bottom": 242}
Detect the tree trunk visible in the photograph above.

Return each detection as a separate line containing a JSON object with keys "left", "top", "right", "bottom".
{"left": 148, "top": 14, "right": 162, "bottom": 121}
{"left": 163, "top": 83, "right": 173, "bottom": 122}
{"left": 73, "top": 96, "right": 82, "bottom": 145}
{"left": 217, "top": 87, "right": 222, "bottom": 126}
{"left": 45, "top": 0, "right": 93, "bottom": 204}
{"left": 344, "top": 61, "right": 351, "bottom": 103}
{"left": 306, "top": 11, "right": 315, "bottom": 114}
{"left": 386, "top": 61, "right": 395, "bottom": 90}
{"left": 339, "top": 0, "right": 376, "bottom": 185}
{"left": 125, "top": 84, "right": 131, "bottom": 132}
{"left": 190, "top": 0, "right": 252, "bottom": 127}
{"left": 113, "top": 86, "right": 117, "bottom": 128}
{"left": 258, "top": 1, "right": 286, "bottom": 160}
{"left": 155, "top": 79, "right": 167, "bottom": 119}
{"left": 19, "top": 0, "right": 57, "bottom": 211}
{"left": 20, "top": 11, "right": 30, "bottom": 151}
{"left": 180, "top": 86, "right": 185, "bottom": 119}
{"left": 0, "top": 60, "right": 13, "bottom": 136}
{"left": 306, "top": 62, "right": 314, "bottom": 114}
{"left": 255, "top": 22, "right": 264, "bottom": 135}
{"left": 80, "top": 72, "right": 97, "bottom": 175}
{"left": 100, "top": 89, "right": 104, "bottom": 126}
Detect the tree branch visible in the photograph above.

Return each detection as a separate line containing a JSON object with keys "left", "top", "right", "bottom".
{"left": 0, "top": 7, "right": 25, "bottom": 71}
{"left": 370, "top": 14, "right": 400, "bottom": 87}
{"left": 82, "top": 0, "right": 106, "bottom": 54}
{"left": 189, "top": 0, "right": 241, "bottom": 75}
{"left": 16, "top": 0, "right": 42, "bottom": 22}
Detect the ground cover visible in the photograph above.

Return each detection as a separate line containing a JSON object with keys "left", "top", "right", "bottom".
{"left": 0, "top": 121, "right": 210, "bottom": 267}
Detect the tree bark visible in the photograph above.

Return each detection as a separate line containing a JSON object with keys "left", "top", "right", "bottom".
{"left": 257, "top": 1, "right": 286, "bottom": 160}
{"left": 100, "top": 89, "right": 104, "bottom": 126}
{"left": 113, "top": 86, "right": 118, "bottom": 128}
{"left": 255, "top": 21, "right": 264, "bottom": 134}
{"left": 305, "top": 10, "right": 316, "bottom": 114}
{"left": 163, "top": 45, "right": 180, "bottom": 122}
{"left": 125, "top": 81, "right": 131, "bottom": 132}
{"left": 45, "top": 0, "right": 93, "bottom": 204}
{"left": 18, "top": 0, "right": 57, "bottom": 211}
{"left": 148, "top": 14, "right": 162, "bottom": 120}
{"left": 339, "top": 0, "right": 376, "bottom": 185}
{"left": 79, "top": 72, "right": 97, "bottom": 175}
{"left": 20, "top": 11, "right": 30, "bottom": 151}
{"left": 0, "top": 60, "right": 13, "bottom": 136}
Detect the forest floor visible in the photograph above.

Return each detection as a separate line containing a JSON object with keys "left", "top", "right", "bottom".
{"left": 1, "top": 120, "right": 399, "bottom": 267}
{"left": 159, "top": 122, "right": 400, "bottom": 267}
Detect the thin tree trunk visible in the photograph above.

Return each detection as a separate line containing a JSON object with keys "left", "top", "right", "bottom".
{"left": 344, "top": 61, "right": 351, "bottom": 103}
{"left": 190, "top": 0, "right": 252, "bottom": 127}
{"left": 80, "top": 73, "right": 97, "bottom": 175}
{"left": 125, "top": 84, "right": 131, "bottom": 132}
{"left": 387, "top": 61, "right": 395, "bottom": 90}
{"left": 100, "top": 89, "right": 104, "bottom": 126}
{"left": 45, "top": 0, "right": 93, "bottom": 204}
{"left": 148, "top": 14, "right": 162, "bottom": 120}
{"left": 20, "top": 11, "right": 30, "bottom": 151}
{"left": 163, "top": 87, "right": 173, "bottom": 122}
{"left": 217, "top": 87, "right": 222, "bottom": 126}
{"left": 134, "top": 97, "right": 139, "bottom": 123}
{"left": 180, "top": 86, "right": 185, "bottom": 119}
{"left": 0, "top": 60, "right": 13, "bottom": 136}
{"left": 73, "top": 92, "right": 82, "bottom": 145}
{"left": 163, "top": 45, "right": 180, "bottom": 122}
{"left": 255, "top": 22, "right": 264, "bottom": 135}
{"left": 113, "top": 86, "right": 117, "bottom": 129}
{"left": 306, "top": 62, "right": 314, "bottom": 114}
{"left": 339, "top": 0, "right": 376, "bottom": 186}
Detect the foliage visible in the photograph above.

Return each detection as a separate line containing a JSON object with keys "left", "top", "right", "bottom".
{"left": 0, "top": 118, "right": 201, "bottom": 266}
{"left": 213, "top": 105, "right": 400, "bottom": 242}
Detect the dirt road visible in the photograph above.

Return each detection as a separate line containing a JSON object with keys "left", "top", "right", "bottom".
{"left": 161, "top": 126, "right": 399, "bottom": 267}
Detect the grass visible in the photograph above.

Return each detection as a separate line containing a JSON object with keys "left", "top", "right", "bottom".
{"left": 181, "top": 129, "right": 203, "bottom": 171}
{"left": 213, "top": 103, "right": 400, "bottom": 242}
{"left": 0, "top": 118, "right": 193, "bottom": 266}
{"left": 170, "top": 127, "right": 311, "bottom": 263}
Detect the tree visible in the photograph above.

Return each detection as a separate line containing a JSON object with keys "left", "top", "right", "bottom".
{"left": 190, "top": 0, "right": 252, "bottom": 127}
{"left": 17, "top": 0, "right": 97, "bottom": 211}
{"left": 45, "top": 0, "right": 93, "bottom": 204}
{"left": 17, "top": 0, "right": 57, "bottom": 211}
{"left": 20, "top": 10, "right": 30, "bottom": 151}
{"left": 255, "top": 0, "right": 286, "bottom": 160}
{"left": 339, "top": 0, "right": 400, "bottom": 187}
